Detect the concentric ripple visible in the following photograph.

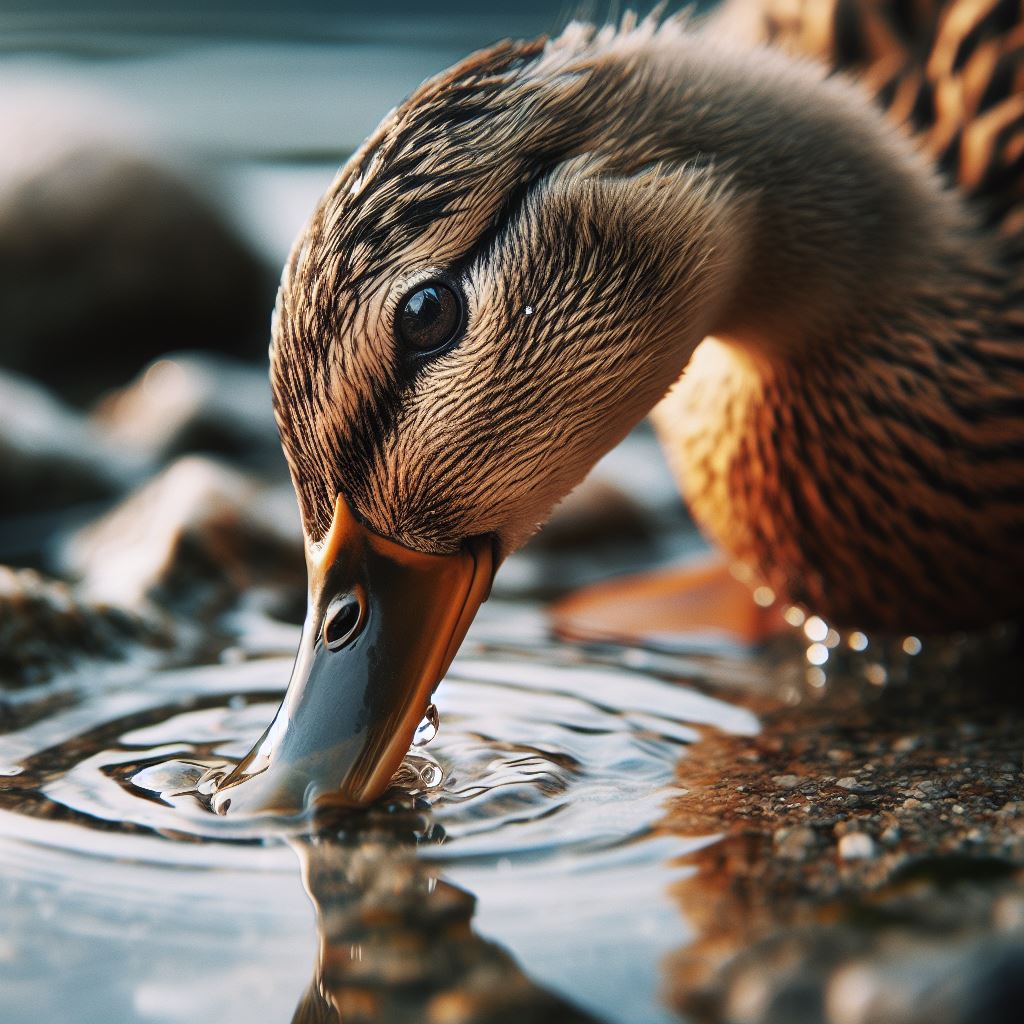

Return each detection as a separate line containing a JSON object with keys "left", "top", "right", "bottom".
{"left": 0, "top": 646, "right": 757, "bottom": 854}
{"left": 0, "top": 611, "right": 761, "bottom": 1024}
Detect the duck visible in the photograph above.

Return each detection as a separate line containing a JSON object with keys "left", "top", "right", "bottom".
{"left": 210, "top": 0, "right": 1024, "bottom": 815}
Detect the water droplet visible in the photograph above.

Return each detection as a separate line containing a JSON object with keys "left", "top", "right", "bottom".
{"left": 902, "top": 636, "right": 922, "bottom": 656}
{"left": 220, "top": 647, "right": 245, "bottom": 666}
{"left": 806, "top": 667, "right": 827, "bottom": 688}
{"left": 848, "top": 631, "right": 869, "bottom": 652}
{"left": 389, "top": 750, "right": 445, "bottom": 794}
{"left": 783, "top": 606, "right": 806, "bottom": 627}
{"left": 806, "top": 642, "right": 829, "bottom": 666}
{"left": 804, "top": 616, "right": 828, "bottom": 642}
{"left": 417, "top": 762, "right": 443, "bottom": 788}
{"left": 413, "top": 703, "right": 439, "bottom": 747}
{"left": 865, "top": 663, "right": 887, "bottom": 686}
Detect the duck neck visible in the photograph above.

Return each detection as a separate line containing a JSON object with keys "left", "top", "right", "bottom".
{"left": 597, "top": 28, "right": 984, "bottom": 359}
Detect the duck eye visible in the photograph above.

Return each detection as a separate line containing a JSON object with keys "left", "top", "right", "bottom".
{"left": 396, "top": 282, "right": 463, "bottom": 353}
{"left": 322, "top": 592, "right": 364, "bottom": 651}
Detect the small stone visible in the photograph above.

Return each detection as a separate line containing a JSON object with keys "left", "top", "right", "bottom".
{"left": 902, "top": 797, "right": 922, "bottom": 810}
{"left": 774, "top": 826, "right": 818, "bottom": 861}
{"left": 838, "top": 832, "right": 876, "bottom": 860}
{"left": 836, "top": 777, "right": 859, "bottom": 790}
{"left": 773, "top": 774, "right": 801, "bottom": 790}
{"left": 828, "top": 748, "right": 854, "bottom": 763}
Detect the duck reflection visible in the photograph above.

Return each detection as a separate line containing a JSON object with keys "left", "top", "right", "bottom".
{"left": 290, "top": 796, "right": 596, "bottom": 1024}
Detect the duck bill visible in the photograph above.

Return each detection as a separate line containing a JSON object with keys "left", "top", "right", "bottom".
{"left": 211, "top": 493, "right": 494, "bottom": 816}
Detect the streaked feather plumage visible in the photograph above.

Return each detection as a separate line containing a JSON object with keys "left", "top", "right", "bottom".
{"left": 272, "top": 0, "right": 1024, "bottom": 633}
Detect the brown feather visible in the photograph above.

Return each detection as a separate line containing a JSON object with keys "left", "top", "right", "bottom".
{"left": 272, "top": 4, "right": 1024, "bottom": 632}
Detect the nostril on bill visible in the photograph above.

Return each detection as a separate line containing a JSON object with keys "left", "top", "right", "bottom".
{"left": 323, "top": 592, "right": 364, "bottom": 650}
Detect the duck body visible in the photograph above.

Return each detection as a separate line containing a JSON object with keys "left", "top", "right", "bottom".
{"left": 216, "top": 0, "right": 1024, "bottom": 813}
{"left": 657, "top": 0, "right": 1024, "bottom": 632}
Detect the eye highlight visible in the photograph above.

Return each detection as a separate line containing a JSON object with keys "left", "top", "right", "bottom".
{"left": 396, "top": 281, "right": 464, "bottom": 353}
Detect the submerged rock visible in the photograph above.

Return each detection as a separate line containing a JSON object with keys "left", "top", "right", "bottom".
{"left": 62, "top": 456, "right": 304, "bottom": 628}
{"left": 293, "top": 820, "right": 599, "bottom": 1024}
{"left": 92, "top": 352, "right": 284, "bottom": 474}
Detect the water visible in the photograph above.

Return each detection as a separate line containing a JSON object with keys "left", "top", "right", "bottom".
{"left": 0, "top": 601, "right": 761, "bottom": 1024}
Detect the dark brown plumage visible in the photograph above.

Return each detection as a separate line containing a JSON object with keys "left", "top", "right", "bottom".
{"left": 271, "top": 0, "right": 1024, "bottom": 634}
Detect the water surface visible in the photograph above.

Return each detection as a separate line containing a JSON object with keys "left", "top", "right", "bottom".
{"left": 0, "top": 601, "right": 761, "bottom": 1024}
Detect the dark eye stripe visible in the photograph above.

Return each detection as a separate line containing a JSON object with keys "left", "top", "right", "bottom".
{"left": 396, "top": 281, "right": 464, "bottom": 353}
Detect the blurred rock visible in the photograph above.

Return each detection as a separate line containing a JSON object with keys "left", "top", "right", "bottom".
{"left": 62, "top": 456, "right": 305, "bottom": 626}
{"left": 0, "top": 565, "right": 167, "bottom": 690}
{"left": 92, "top": 352, "right": 284, "bottom": 473}
{"left": 0, "top": 91, "right": 273, "bottom": 401}
{"left": 700, "top": 913, "right": 1024, "bottom": 1024}
{"left": 0, "top": 370, "right": 129, "bottom": 521}
{"left": 526, "top": 477, "right": 656, "bottom": 552}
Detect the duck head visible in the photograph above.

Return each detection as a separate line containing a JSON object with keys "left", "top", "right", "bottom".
{"left": 212, "top": 21, "right": 747, "bottom": 815}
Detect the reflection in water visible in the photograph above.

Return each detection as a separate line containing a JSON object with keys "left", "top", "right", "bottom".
{"left": 0, "top": 614, "right": 760, "bottom": 1024}
{"left": 291, "top": 803, "right": 597, "bottom": 1023}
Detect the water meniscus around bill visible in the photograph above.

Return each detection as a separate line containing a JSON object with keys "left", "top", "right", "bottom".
{"left": 0, "top": 628, "right": 758, "bottom": 854}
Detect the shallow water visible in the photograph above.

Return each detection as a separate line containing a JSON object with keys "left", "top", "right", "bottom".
{"left": 0, "top": 600, "right": 761, "bottom": 1024}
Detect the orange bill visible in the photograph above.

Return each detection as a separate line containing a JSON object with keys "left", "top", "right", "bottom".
{"left": 211, "top": 493, "right": 493, "bottom": 815}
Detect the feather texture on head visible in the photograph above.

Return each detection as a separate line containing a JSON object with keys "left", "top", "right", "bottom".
{"left": 271, "top": 2, "right": 1024, "bottom": 630}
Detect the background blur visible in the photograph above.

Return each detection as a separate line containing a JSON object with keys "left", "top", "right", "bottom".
{"left": 0, "top": 0, "right": 689, "bottom": 582}
{"left": 0, "top": 0, "right": 665, "bottom": 398}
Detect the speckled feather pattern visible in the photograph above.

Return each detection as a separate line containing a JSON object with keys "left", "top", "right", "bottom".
{"left": 272, "top": 3, "right": 1024, "bottom": 632}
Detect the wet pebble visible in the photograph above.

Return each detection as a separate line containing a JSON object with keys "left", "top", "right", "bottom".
{"left": 775, "top": 826, "right": 819, "bottom": 862}
{"left": 772, "top": 773, "right": 801, "bottom": 790}
{"left": 61, "top": 456, "right": 304, "bottom": 629}
{"left": 0, "top": 565, "right": 167, "bottom": 690}
{"left": 838, "top": 833, "right": 876, "bottom": 861}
